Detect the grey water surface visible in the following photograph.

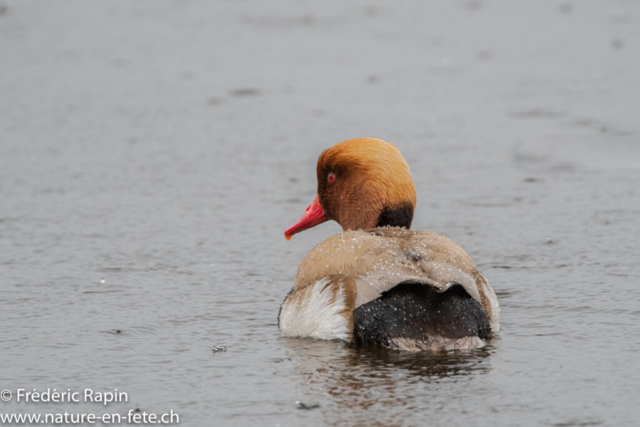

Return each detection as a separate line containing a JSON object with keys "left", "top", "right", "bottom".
{"left": 1, "top": 1, "right": 639, "bottom": 426}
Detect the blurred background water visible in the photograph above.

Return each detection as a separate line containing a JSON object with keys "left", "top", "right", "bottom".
{"left": 1, "top": 1, "right": 639, "bottom": 426}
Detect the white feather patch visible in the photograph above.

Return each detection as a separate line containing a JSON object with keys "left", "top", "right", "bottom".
{"left": 279, "top": 278, "right": 349, "bottom": 341}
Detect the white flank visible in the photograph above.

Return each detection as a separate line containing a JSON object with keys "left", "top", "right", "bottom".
{"left": 480, "top": 272, "right": 501, "bottom": 331}
{"left": 279, "top": 278, "right": 349, "bottom": 341}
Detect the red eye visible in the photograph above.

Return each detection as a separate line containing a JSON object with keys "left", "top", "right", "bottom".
{"left": 328, "top": 173, "right": 335, "bottom": 183}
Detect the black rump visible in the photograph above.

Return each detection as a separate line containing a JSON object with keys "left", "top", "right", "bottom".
{"left": 352, "top": 282, "right": 491, "bottom": 347}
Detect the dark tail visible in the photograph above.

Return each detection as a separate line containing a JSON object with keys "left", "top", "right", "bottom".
{"left": 352, "top": 282, "right": 491, "bottom": 348}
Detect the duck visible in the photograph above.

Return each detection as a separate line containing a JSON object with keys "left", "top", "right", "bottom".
{"left": 279, "top": 138, "right": 500, "bottom": 351}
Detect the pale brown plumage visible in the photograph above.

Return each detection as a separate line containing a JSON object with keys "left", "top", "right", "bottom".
{"left": 290, "top": 227, "right": 500, "bottom": 340}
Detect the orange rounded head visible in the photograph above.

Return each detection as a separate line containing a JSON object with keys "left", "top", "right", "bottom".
{"left": 285, "top": 138, "right": 417, "bottom": 240}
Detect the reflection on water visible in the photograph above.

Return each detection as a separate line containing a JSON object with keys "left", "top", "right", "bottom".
{"left": 282, "top": 337, "right": 494, "bottom": 425}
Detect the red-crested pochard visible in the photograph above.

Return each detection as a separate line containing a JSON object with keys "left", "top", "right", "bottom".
{"left": 279, "top": 138, "right": 500, "bottom": 351}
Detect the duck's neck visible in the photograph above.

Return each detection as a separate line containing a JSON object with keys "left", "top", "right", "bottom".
{"left": 375, "top": 203, "right": 414, "bottom": 229}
